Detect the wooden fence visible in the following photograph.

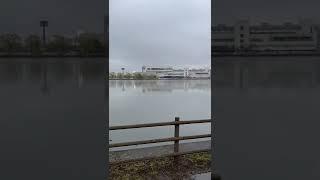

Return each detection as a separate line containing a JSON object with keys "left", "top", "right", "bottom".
{"left": 109, "top": 117, "right": 211, "bottom": 162}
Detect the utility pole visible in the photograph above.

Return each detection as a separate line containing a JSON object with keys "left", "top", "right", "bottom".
{"left": 40, "top": 20, "right": 48, "bottom": 46}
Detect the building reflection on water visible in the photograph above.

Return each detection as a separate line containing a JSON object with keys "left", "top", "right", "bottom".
{"left": 109, "top": 79, "right": 211, "bottom": 93}
{"left": 0, "top": 58, "right": 106, "bottom": 180}
{"left": 213, "top": 57, "right": 320, "bottom": 89}
{"left": 0, "top": 59, "right": 105, "bottom": 95}
{"left": 213, "top": 56, "right": 320, "bottom": 180}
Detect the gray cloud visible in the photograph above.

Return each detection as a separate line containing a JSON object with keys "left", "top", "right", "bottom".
{"left": 0, "top": 0, "right": 104, "bottom": 35}
{"left": 213, "top": 0, "right": 320, "bottom": 25}
{"left": 109, "top": 0, "right": 211, "bottom": 72}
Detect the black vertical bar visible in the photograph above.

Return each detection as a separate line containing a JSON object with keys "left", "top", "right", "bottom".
{"left": 105, "top": 0, "right": 109, "bottom": 179}
{"left": 211, "top": 0, "right": 219, "bottom": 178}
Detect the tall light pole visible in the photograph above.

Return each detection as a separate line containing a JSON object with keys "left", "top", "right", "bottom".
{"left": 40, "top": 20, "right": 48, "bottom": 46}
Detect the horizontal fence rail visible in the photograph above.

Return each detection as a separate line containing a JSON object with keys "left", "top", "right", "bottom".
{"left": 109, "top": 117, "right": 212, "bottom": 162}
{"left": 110, "top": 134, "right": 211, "bottom": 148}
{"left": 110, "top": 119, "right": 211, "bottom": 130}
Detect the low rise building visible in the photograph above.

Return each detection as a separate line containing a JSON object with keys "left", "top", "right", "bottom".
{"left": 188, "top": 69, "right": 211, "bottom": 79}
{"left": 142, "top": 66, "right": 174, "bottom": 75}
{"left": 212, "top": 20, "right": 318, "bottom": 52}
{"left": 141, "top": 66, "right": 210, "bottom": 79}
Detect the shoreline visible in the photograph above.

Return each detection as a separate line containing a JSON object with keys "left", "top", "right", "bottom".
{"left": 0, "top": 55, "right": 106, "bottom": 58}
{"left": 108, "top": 79, "right": 211, "bottom": 80}
{"left": 212, "top": 52, "right": 320, "bottom": 57}
{"left": 0, "top": 57, "right": 106, "bottom": 63}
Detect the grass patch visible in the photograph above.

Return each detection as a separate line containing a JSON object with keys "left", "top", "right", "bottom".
{"left": 109, "top": 152, "right": 211, "bottom": 180}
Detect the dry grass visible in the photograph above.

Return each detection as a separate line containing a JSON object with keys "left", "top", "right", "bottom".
{"left": 109, "top": 152, "right": 211, "bottom": 180}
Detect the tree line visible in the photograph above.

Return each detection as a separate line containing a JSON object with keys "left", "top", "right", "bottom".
{"left": 108, "top": 72, "right": 158, "bottom": 80}
{"left": 0, "top": 33, "right": 106, "bottom": 56}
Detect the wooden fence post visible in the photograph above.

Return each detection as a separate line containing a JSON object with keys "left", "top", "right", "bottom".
{"left": 174, "top": 117, "right": 180, "bottom": 164}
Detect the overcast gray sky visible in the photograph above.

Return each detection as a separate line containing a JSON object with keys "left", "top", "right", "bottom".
{"left": 213, "top": 0, "right": 320, "bottom": 25}
{"left": 0, "top": 0, "right": 104, "bottom": 35}
{"left": 109, "top": 0, "right": 211, "bottom": 72}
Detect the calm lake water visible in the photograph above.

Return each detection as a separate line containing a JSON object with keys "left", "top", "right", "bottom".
{"left": 214, "top": 56, "right": 320, "bottom": 180}
{"left": 109, "top": 80, "right": 211, "bottom": 150}
{"left": 4, "top": 56, "right": 320, "bottom": 179}
{"left": 0, "top": 58, "right": 106, "bottom": 180}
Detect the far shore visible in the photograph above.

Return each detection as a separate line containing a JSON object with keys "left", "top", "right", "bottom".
{"left": 0, "top": 55, "right": 106, "bottom": 58}
{"left": 108, "top": 78, "right": 211, "bottom": 80}
{"left": 213, "top": 52, "right": 320, "bottom": 57}
{"left": 0, "top": 58, "right": 106, "bottom": 64}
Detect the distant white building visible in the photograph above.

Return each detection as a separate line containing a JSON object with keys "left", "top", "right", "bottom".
{"left": 142, "top": 66, "right": 210, "bottom": 79}
{"left": 142, "top": 66, "right": 173, "bottom": 75}
{"left": 212, "top": 20, "right": 318, "bottom": 52}
{"left": 188, "top": 69, "right": 211, "bottom": 79}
